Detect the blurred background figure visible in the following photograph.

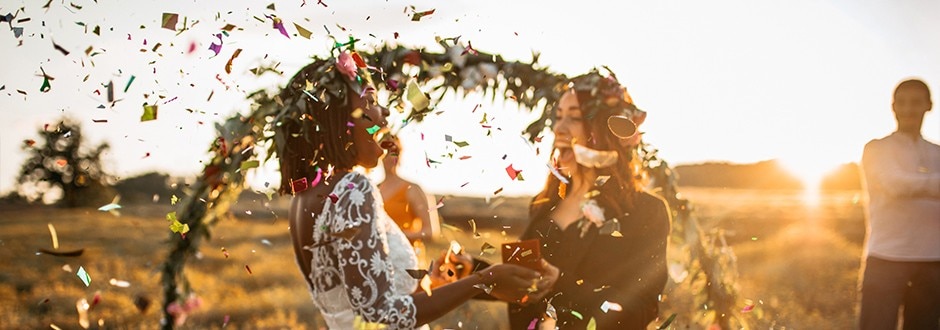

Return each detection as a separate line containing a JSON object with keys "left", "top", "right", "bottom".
{"left": 858, "top": 78, "right": 940, "bottom": 330}
{"left": 379, "top": 134, "right": 441, "bottom": 254}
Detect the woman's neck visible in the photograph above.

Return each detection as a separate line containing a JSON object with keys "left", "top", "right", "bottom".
{"left": 567, "top": 168, "right": 597, "bottom": 196}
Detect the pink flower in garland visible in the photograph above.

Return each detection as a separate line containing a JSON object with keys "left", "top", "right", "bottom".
{"left": 336, "top": 52, "right": 358, "bottom": 81}
{"left": 166, "top": 294, "right": 202, "bottom": 326}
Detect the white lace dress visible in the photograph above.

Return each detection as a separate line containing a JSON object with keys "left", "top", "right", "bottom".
{"left": 301, "top": 171, "right": 423, "bottom": 329}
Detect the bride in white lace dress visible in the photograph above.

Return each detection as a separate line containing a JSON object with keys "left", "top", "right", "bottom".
{"left": 274, "top": 57, "right": 558, "bottom": 329}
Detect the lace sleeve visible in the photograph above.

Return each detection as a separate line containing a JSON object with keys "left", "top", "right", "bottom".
{"left": 324, "top": 172, "right": 418, "bottom": 329}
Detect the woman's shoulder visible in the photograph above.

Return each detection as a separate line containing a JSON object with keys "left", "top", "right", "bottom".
{"left": 634, "top": 190, "right": 670, "bottom": 219}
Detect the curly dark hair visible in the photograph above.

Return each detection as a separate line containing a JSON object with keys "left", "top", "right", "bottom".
{"left": 273, "top": 58, "right": 364, "bottom": 195}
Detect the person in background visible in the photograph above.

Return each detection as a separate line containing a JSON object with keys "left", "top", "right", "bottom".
{"left": 379, "top": 134, "right": 441, "bottom": 245}
{"left": 858, "top": 78, "right": 940, "bottom": 330}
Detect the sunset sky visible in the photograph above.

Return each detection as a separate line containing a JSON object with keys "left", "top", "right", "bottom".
{"left": 1, "top": 0, "right": 938, "bottom": 197}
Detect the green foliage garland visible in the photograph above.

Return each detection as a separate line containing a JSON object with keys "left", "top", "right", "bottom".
{"left": 159, "top": 42, "right": 749, "bottom": 329}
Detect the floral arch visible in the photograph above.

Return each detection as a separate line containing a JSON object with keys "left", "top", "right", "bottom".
{"left": 159, "top": 41, "right": 749, "bottom": 329}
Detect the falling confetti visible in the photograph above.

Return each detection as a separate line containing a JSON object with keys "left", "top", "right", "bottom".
{"left": 208, "top": 33, "right": 223, "bottom": 56}
{"left": 76, "top": 266, "right": 91, "bottom": 286}
{"left": 411, "top": 8, "right": 435, "bottom": 21}
{"left": 294, "top": 23, "right": 312, "bottom": 39}
{"left": 365, "top": 125, "right": 381, "bottom": 134}
{"left": 505, "top": 164, "right": 521, "bottom": 180}
{"left": 47, "top": 223, "right": 59, "bottom": 249}
{"left": 109, "top": 278, "right": 131, "bottom": 288}
{"left": 600, "top": 300, "right": 623, "bottom": 313}
{"left": 161, "top": 13, "right": 179, "bottom": 30}
{"left": 245, "top": 265, "right": 252, "bottom": 274}
{"left": 225, "top": 48, "right": 242, "bottom": 74}
{"left": 405, "top": 80, "right": 430, "bottom": 111}
{"left": 123, "top": 75, "right": 135, "bottom": 93}
{"left": 657, "top": 313, "right": 677, "bottom": 330}
{"left": 141, "top": 104, "right": 158, "bottom": 121}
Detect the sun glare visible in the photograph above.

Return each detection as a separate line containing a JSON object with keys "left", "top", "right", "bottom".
{"left": 778, "top": 158, "right": 839, "bottom": 206}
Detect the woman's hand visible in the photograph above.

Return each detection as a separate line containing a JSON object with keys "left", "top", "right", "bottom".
{"left": 525, "top": 259, "right": 560, "bottom": 304}
{"left": 477, "top": 263, "right": 542, "bottom": 303}
{"left": 429, "top": 245, "right": 475, "bottom": 288}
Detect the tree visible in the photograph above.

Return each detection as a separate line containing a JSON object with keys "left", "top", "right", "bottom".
{"left": 16, "top": 118, "right": 114, "bottom": 207}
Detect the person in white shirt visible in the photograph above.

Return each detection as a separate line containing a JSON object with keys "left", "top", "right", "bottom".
{"left": 858, "top": 78, "right": 940, "bottom": 330}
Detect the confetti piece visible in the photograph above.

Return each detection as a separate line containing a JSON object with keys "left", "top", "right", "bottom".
{"left": 480, "top": 242, "right": 496, "bottom": 255}
{"left": 506, "top": 165, "right": 521, "bottom": 180}
{"left": 47, "top": 223, "right": 59, "bottom": 249}
{"left": 405, "top": 80, "right": 430, "bottom": 111}
{"left": 245, "top": 265, "right": 252, "bottom": 274}
{"left": 294, "top": 23, "right": 312, "bottom": 39}
{"left": 109, "top": 278, "right": 131, "bottom": 287}
{"left": 240, "top": 159, "right": 259, "bottom": 171}
{"left": 657, "top": 313, "right": 677, "bottom": 330}
{"left": 540, "top": 302, "right": 556, "bottom": 319}
{"left": 420, "top": 274, "right": 432, "bottom": 296}
{"left": 140, "top": 104, "right": 157, "bottom": 121}
{"left": 527, "top": 318, "right": 538, "bottom": 330}
{"left": 225, "top": 48, "right": 242, "bottom": 74}
{"left": 161, "top": 13, "right": 179, "bottom": 31}
{"left": 170, "top": 195, "right": 179, "bottom": 205}
{"left": 600, "top": 300, "right": 623, "bottom": 313}
{"left": 472, "top": 283, "right": 494, "bottom": 294}
{"left": 223, "top": 315, "right": 230, "bottom": 327}
{"left": 52, "top": 41, "right": 70, "bottom": 56}
{"left": 208, "top": 33, "right": 223, "bottom": 56}
{"left": 269, "top": 16, "right": 290, "bottom": 38}
{"left": 493, "top": 187, "right": 504, "bottom": 195}
{"left": 97, "top": 202, "right": 121, "bottom": 212}
{"left": 40, "top": 76, "right": 51, "bottom": 93}
{"left": 123, "top": 75, "right": 135, "bottom": 93}
{"left": 365, "top": 125, "right": 381, "bottom": 134}
{"left": 386, "top": 79, "right": 399, "bottom": 91}
{"left": 742, "top": 304, "right": 755, "bottom": 313}
{"left": 327, "top": 193, "right": 339, "bottom": 203}
{"left": 570, "top": 310, "right": 583, "bottom": 320}
{"left": 587, "top": 317, "right": 596, "bottom": 330}
{"left": 411, "top": 8, "right": 436, "bottom": 21}
{"left": 77, "top": 266, "right": 91, "bottom": 286}
{"left": 291, "top": 177, "right": 309, "bottom": 194}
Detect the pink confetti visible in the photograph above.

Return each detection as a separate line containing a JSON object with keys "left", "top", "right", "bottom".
{"left": 327, "top": 193, "right": 339, "bottom": 203}
{"left": 223, "top": 314, "right": 230, "bottom": 327}
{"left": 269, "top": 17, "right": 290, "bottom": 39}
{"left": 506, "top": 164, "right": 521, "bottom": 180}
{"left": 208, "top": 33, "right": 223, "bottom": 56}
{"left": 346, "top": 183, "right": 355, "bottom": 189}
{"left": 310, "top": 168, "right": 323, "bottom": 188}
{"left": 386, "top": 79, "right": 399, "bottom": 91}
{"left": 527, "top": 318, "right": 538, "bottom": 330}
{"left": 742, "top": 304, "right": 755, "bottom": 313}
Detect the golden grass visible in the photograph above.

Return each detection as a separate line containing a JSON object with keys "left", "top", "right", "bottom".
{"left": 0, "top": 188, "right": 866, "bottom": 329}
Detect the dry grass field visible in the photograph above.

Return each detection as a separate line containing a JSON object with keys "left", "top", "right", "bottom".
{"left": 0, "top": 187, "right": 866, "bottom": 329}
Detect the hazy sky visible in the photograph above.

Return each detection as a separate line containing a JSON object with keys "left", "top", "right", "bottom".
{"left": 1, "top": 0, "right": 938, "bottom": 197}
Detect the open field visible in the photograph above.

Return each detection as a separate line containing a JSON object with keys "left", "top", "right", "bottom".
{"left": 0, "top": 187, "right": 867, "bottom": 329}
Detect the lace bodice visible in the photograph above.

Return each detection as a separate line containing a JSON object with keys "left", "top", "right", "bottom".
{"left": 301, "top": 171, "right": 420, "bottom": 329}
